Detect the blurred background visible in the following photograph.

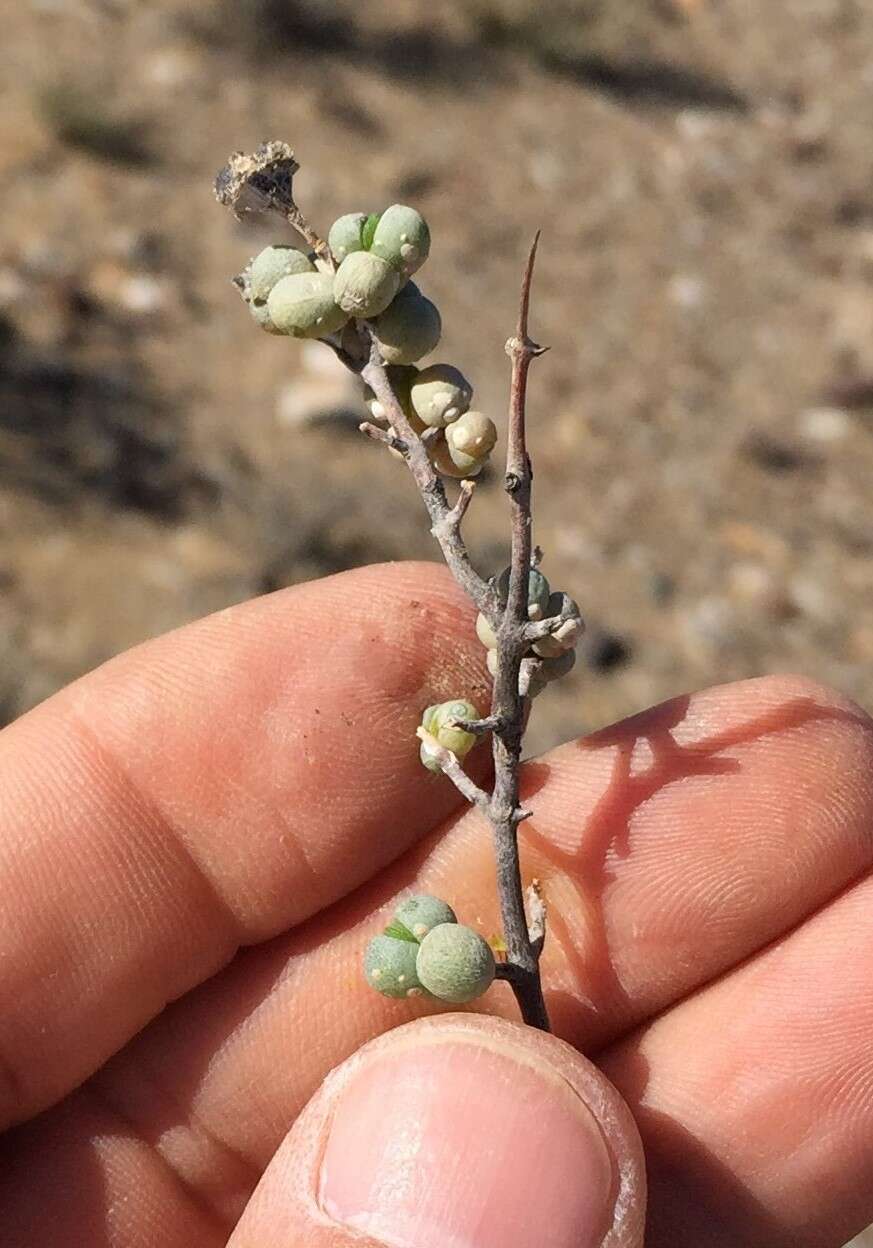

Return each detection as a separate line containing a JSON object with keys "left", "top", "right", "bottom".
{"left": 1, "top": 2, "right": 872, "bottom": 1244}
{"left": 2, "top": 0, "right": 873, "bottom": 769}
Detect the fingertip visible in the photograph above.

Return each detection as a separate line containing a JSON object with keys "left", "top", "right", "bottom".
{"left": 229, "top": 1015, "right": 646, "bottom": 1248}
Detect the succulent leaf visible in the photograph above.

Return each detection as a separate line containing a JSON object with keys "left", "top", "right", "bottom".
{"left": 415, "top": 923, "right": 496, "bottom": 1003}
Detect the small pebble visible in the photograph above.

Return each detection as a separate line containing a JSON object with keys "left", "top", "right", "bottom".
{"left": 118, "top": 275, "right": 169, "bottom": 314}
{"left": 797, "top": 406, "right": 851, "bottom": 444}
{"left": 683, "top": 597, "right": 736, "bottom": 648}
{"left": 788, "top": 575, "right": 835, "bottom": 624}
{"left": 727, "top": 562, "right": 773, "bottom": 603}
{"left": 581, "top": 628, "right": 632, "bottom": 673}
{"left": 742, "top": 431, "right": 813, "bottom": 473}
{"left": 668, "top": 274, "right": 706, "bottom": 310}
{"left": 648, "top": 571, "right": 676, "bottom": 605}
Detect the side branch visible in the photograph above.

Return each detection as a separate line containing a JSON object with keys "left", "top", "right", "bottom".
{"left": 359, "top": 421, "right": 406, "bottom": 452}
{"left": 361, "top": 336, "right": 497, "bottom": 620}
{"left": 285, "top": 204, "right": 332, "bottom": 265}
{"left": 446, "top": 477, "right": 476, "bottom": 529}
{"left": 454, "top": 714, "right": 503, "bottom": 736}
{"left": 522, "top": 595, "right": 584, "bottom": 644}
{"left": 415, "top": 728, "right": 491, "bottom": 812}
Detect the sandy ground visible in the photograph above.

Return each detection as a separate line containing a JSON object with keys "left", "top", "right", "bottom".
{"left": 2, "top": 0, "right": 873, "bottom": 755}
{"left": 1, "top": 2, "right": 872, "bottom": 1240}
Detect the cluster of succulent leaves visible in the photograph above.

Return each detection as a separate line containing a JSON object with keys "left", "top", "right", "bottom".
{"left": 236, "top": 204, "right": 498, "bottom": 479}
{"left": 364, "top": 894, "right": 497, "bottom": 1004}
{"left": 414, "top": 569, "right": 582, "bottom": 779}
{"left": 477, "top": 565, "right": 582, "bottom": 697}
{"left": 364, "top": 363, "right": 497, "bottom": 479}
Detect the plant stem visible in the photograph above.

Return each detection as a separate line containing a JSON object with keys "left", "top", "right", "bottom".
{"left": 488, "top": 234, "right": 550, "bottom": 1031}
{"left": 361, "top": 339, "right": 497, "bottom": 621}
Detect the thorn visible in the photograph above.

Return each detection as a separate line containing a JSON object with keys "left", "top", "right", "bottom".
{"left": 517, "top": 231, "right": 541, "bottom": 340}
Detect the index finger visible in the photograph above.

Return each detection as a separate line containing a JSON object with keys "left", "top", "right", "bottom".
{"left": 0, "top": 561, "right": 488, "bottom": 1130}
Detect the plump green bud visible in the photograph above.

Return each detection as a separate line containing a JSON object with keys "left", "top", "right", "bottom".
{"left": 532, "top": 593, "right": 584, "bottom": 657}
{"left": 334, "top": 251, "right": 401, "bottom": 318}
{"left": 410, "top": 364, "right": 473, "bottom": 428}
{"left": 445, "top": 410, "right": 497, "bottom": 470}
{"left": 496, "top": 566, "right": 551, "bottom": 619}
{"left": 267, "top": 271, "right": 350, "bottom": 338}
{"left": 328, "top": 212, "right": 367, "bottom": 264}
{"left": 528, "top": 648, "right": 577, "bottom": 697}
{"left": 415, "top": 923, "right": 496, "bottom": 1003}
{"left": 249, "top": 245, "right": 315, "bottom": 302}
{"left": 476, "top": 612, "right": 497, "bottom": 650}
{"left": 429, "top": 435, "right": 484, "bottom": 479}
{"left": 371, "top": 204, "right": 431, "bottom": 277}
{"left": 364, "top": 933, "right": 427, "bottom": 999}
{"left": 375, "top": 285, "right": 442, "bottom": 365}
{"left": 428, "top": 698, "right": 478, "bottom": 746}
{"left": 486, "top": 647, "right": 499, "bottom": 679}
{"left": 394, "top": 894, "right": 457, "bottom": 940}
{"left": 420, "top": 699, "right": 478, "bottom": 771}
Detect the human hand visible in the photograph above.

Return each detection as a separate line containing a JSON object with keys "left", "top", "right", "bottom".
{"left": 1, "top": 562, "right": 871, "bottom": 1247}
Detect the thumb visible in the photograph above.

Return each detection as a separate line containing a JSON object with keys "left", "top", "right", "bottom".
{"left": 228, "top": 1013, "right": 646, "bottom": 1248}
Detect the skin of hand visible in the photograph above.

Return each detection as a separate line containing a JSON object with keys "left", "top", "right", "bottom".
{"left": 0, "top": 562, "right": 872, "bottom": 1248}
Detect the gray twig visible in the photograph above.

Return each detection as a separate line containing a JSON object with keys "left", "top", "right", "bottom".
{"left": 447, "top": 477, "right": 476, "bottom": 526}
{"left": 454, "top": 714, "right": 503, "bottom": 736}
{"left": 415, "top": 728, "right": 491, "bottom": 813}
{"left": 359, "top": 421, "right": 406, "bottom": 453}
{"left": 361, "top": 334, "right": 498, "bottom": 622}
{"left": 485, "top": 234, "right": 550, "bottom": 1030}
